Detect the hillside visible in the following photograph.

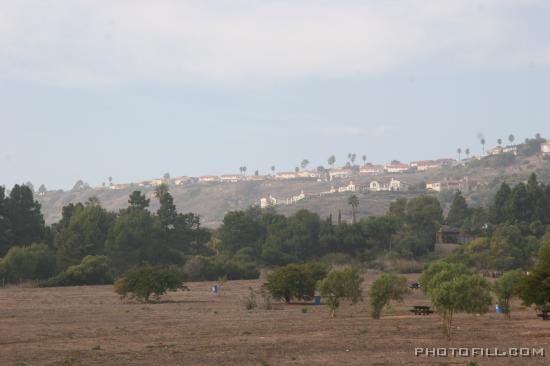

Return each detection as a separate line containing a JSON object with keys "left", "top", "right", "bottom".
{"left": 35, "top": 151, "right": 550, "bottom": 227}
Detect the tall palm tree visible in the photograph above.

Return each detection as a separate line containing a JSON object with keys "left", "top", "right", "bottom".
{"left": 271, "top": 166, "right": 276, "bottom": 175}
{"left": 351, "top": 153, "right": 356, "bottom": 164}
{"left": 362, "top": 155, "right": 367, "bottom": 166}
{"left": 294, "top": 167, "right": 299, "bottom": 173}
{"left": 508, "top": 134, "right": 515, "bottom": 145}
{"left": 457, "top": 148, "right": 462, "bottom": 161}
{"left": 465, "top": 148, "right": 470, "bottom": 159}
{"left": 480, "top": 138, "right": 486, "bottom": 154}
{"left": 348, "top": 195, "right": 359, "bottom": 224}
{"left": 242, "top": 166, "right": 247, "bottom": 176}
{"left": 328, "top": 155, "right": 336, "bottom": 169}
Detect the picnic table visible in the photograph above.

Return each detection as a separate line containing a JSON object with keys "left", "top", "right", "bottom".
{"left": 410, "top": 305, "right": 433, "bottom": 315}
{"left": 537, "top": 309, "right": 550, "bottom": 320}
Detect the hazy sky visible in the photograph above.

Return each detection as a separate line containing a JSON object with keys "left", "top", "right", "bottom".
{"left": 1, "top": 0, "right": 550, "bottom": 190}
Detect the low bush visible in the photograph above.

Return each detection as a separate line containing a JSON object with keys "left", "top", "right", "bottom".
{"left": 114, "top": 265, "right": 187, "bottom": 302}
{"left": 41, "top": 255, "right": 112, "bottom": 287}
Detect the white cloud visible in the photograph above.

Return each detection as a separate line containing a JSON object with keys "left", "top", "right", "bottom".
{"left": 0, "top": 0, "right": 549, "bottom": 86}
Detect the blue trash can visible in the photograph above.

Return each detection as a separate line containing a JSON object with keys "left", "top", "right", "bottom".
{"left": 314, "top": 296, "right": 321, "bottom": 305}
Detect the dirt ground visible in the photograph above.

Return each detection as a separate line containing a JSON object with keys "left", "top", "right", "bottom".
{"left": 1, "top": 272, "right": 549, "bottom": 366}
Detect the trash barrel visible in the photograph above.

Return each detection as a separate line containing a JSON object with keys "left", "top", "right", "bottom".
{"left": 314, "top": 296, "right": 321, "bottom": 305}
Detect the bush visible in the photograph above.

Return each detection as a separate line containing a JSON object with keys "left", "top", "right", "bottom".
{"left": 114, "top": 265, "right": 187, "bottom": 302}
{"left": 264, "top": 263, "right": 329, "bottom": 303}
{"left": 0, "top": 244, "right": 56, "bottom": 283}
{"left": 317, "top": 267, "right": 363, "bottom": 317}
{"left": 41, "top": 255, "right": 112, "bottom": 287}
{"left": 183, "top": 255, "right": 260, "bottom": 281}
{"left": 369, "top": 272, "right": 409, "bottom": 319}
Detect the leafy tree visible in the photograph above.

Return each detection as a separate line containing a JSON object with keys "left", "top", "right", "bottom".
{"left": 518, "top": 239, "right": 550, "bottom": 308}
{"left": 38, "top": 184, "right": 47, "bottom": 196}
{"left": 0, "top": 244, "right": 55, "bottom": 283}
{"left": 420, "top": 262, "right": 491, "bottom": 340}
{"left": 42, "top": 255, "right": 112, "bottom": 287}
{"left": 55, "top": 203, "right": 114, "bottom": 270}
{"left": 264, "top": 263, "right": 328, "bottom": 303}
{"left": 489, "top": 225, "right": 533, "bottom": 270}
{"left": 0, "top": 186, "right": 13, "bottom": 256}
{"left": 368, "top": 272, "right": 408, "bottom": 319}
{"left": 155, "top": 184, "right": 177, "bottom": 229}
{"left": 493, "top": 270, "right": 523, "bottom": 319}
{"left": 128, "top": 190, "right": 150, "bottom": 210}
{"left": 318, "top": 267, "right": 363, "bottom": 317}
{"left": 183, "top": 255, "right": 260, "bottom": 281}
{"left": 446, "top": 191, "right": 469, "bottom": 228}
{"left": 300, "top": 159, "right": 310, "bottom": 170}
{"left": 3, "top": 184, "right": 45, "bottom": 251}
{"left": 404, "top": 195, "right": 443, "bottom": 252}
{"left": 114, "top": 265, "right": 188, "bottom": 302}
{"left": 347, "top": 195, "right": 359, "bottom": 224}
{"left": 490, "top": 182, "right": 512, "bottom": 224}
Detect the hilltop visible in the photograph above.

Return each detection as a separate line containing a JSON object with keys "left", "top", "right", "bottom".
{"left": 35, "top": 138, "right": 550, "bottom": 227}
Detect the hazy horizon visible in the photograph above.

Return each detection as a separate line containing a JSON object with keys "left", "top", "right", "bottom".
{"left": 2, "top": 1, "right": 550, "bottom": 190}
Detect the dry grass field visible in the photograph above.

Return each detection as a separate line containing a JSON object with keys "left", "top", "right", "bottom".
{"left": 1, "top": 272, "right": 549, "bottom": 366}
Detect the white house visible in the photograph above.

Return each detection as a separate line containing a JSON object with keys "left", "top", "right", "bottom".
{"left": 411, "top": 160, "right": 441, "bottom": 171}
{"left": 199, "top": 176, "right": 220, "bottom": 183}
{"left": 329, "top": 168, "right": 353, "bottom": 180}
{"left": 541, "top": 140, "right": 550, "bottom": 156}
{"left": 338, "top": 181, "right": 356, "bottom": 193}
{"left": 388, "top": 178, "right": 406, "bottom": 191}
{"left": 360, "top": 165, "right": 383, "bottom": 175}
{"left": 384, "top": 163, "right": 409, "bottom": 173}
{"left": 149, "top": 179, "right": 164, "bottom": 187}
{"left": 220, "top": 174, "right": 241, "bottom": 183}
{"left": 260, "top": 195, "right": 279, "bottom": 208}
{"left": 287, "top": 191, "right": 306, "bottom": 204}
{"left": 174, "top": 176, "right": 191, "bottom": 185}
{"left": 369, "top": 181, "right": 382, "bottom": 192}
{"left": 296, "top": 170, "right": 319, "bottom": 179}
{"left": 276, "top": 171, "right": 296, "bottom": 180}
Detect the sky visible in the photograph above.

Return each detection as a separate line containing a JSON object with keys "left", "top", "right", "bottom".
{"left": 1, "top": 0, "right": 550, "bottom": 190}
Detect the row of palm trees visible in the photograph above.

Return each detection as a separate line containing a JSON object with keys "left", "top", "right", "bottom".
{"left": 457, "top": 134, "right": 516, "bottom": 161}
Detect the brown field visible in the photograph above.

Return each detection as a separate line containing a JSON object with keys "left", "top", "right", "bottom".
{"left": 1, "top": 272, "right": 549, "bottom": 366}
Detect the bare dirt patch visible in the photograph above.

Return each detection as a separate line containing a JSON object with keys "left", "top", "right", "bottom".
{"left": 1, "top": 273, "right": 548, "bottom": 365}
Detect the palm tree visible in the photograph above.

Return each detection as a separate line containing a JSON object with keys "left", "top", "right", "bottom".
{"left": 328, "top": 155, "right": 336, "bottom": 169}
{"left": 108, "top": 176, "right": 113, "bottom": 186}
{"left": 362, "top": 155, "right": 367, "bottom": 166}
{"left": 480, "top": 138, "right": 486, "bottom": 154}
{"left": 351, "top": 153, "right": 356, "bottom": 164}
{"left": 497, "top": 138, "right": 502, "bottom": 146}
{"left": 457, "top": 148, "right": 462, "bottom": 161}
{"left": 348, "top": 195, "right": 359, "bottom": 224}
{"left": 294, "top": 167, "right": 299, "bottom": 173}
{"left": 300, "top": 159, "right": 310, "bottom": 170}
{"left": 465, "top": 148, "right": 470, "bottom": 159}
{"left": 242, "top": 166, "right": 247, "bottom": 176}
{"left": 271, "top": 166, "right": 276, "bottom": 175}
{"left": 508, "top": 134, "right": 515, "bottom": 145}
{"left": 536, "top": 133, "right": 542, "bottom": 140}
{"left": 254, "top": 170, "right": 259, "bottom": 176}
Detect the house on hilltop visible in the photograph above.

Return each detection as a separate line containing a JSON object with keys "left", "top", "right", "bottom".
{"left": 384, "top": 163, "right": 410, "bottom": 173}
{"left": 369, "top": 178, "right": 407, "bottom": 192}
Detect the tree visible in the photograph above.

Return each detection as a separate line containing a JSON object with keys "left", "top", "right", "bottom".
{"left": 42, "top": 255, "right": 112, "bottom": 287}
{"left": 155, "top": 184, "right": 177, "bottom": 229}
{"left": 465, "top": 148, "right": 470, "bottom": 159}
{"left": 0, "top": 186, "right": 13, "bottom": 256}
{"left": 317, "top": 267, "right": 363, "bottom": 317}
{"left": 300, "top": 159, "right": 310, "bottom": 170}
{"left": 295, "top": 167, "right": 299, "bottom": 173}
{"left": 263, "top": 263, "right": 328, "bottom": 303}
{"left": 55, "top": 203, "right": 114, "bottom": 270}
{"left": 508, "top": 134, "right": 515, "bottom": 145}
{"left": 128, "top": 191, "right": 150, "bottom": 210}
{"left": 446, "top": 191, "right": 469, "bottom": 228}
{"left": 490, "top": 183, "right": 512, "bottom": 224}
{"left": 497, "top": 138, "right": 502, "bottom": 146}
{"left": 369, "top": 272, "right": 409, "bottom": 319}
{"left": 347, "top": 195, "right": 359, "bottom": 224}
{"left": 480, "top": 138, "right": 486, "bottom": 154}
{"left": 163, "top": 172, "right": 170, "bottom": 182}
{"left": 493, "top": 270, "right": 522, "bottom": 319}
{"left": 457, "top": 148, "right": 462, "bottom": 161}
{"left": 328, "top": 155, "right": 336, "bottom": 169}
{"left": 362, "top": 155, "right": 367, "bottom": 166}
{"left": 108, "top": 176, "right": 113, "bottom": 186}
{"left": 420, "top": 262, "right": 491, "bottom": 340}
{"left": 114, "top": 266, "right": 188, "bottom": 302}
{"left": 254, "top": 170, "right": 259, "bottom": 176}
{"left": 0, "top": 244, "right": 56, "bottom": 283}
{"left": 404, "top": 195, "right": 443, "bottom": 252}
{"left": 518, "top": 240, "right": 550, "bottom": 308}
{"left": 38, "top": 184, "right": 47, "bottom": 196}
{"left": 271, "top": 166, "right": 276, "bottom": 175}
{"left": 4, "top": 184, "right": 45, "bottom": 250}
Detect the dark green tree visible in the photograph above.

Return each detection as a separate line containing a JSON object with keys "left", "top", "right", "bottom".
{"left": 446, "top": 191, "right": 469, "bottom": 228}
{"left": 4, "top": 184, "right": 45, "bottom": 250}
{"left": 128, "top": 190, "right": 150, "bottom": 210}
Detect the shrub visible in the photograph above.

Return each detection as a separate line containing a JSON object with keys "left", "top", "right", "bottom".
{"left": 493, "top": 269, "right": 523, "bottom": 319}
{"left": 368, "top": 273, "right": 409, "bottom": 319}
{"left": 0, "top": 244, "right": 56, "bottom": 283}
{"left": 264, "top": 263, "right": 329, "bottom": 303}
{"left": 317, "top": 267, "right": 363, "bottom": 317}
{"left": 244, "top": 287, "right": 257, "bottom": 310}
{"left": 114, "top": 265, "right": 188, "bottom": 302}
{"left": 41, "top": 255, "right": 112, "bottom": 287}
